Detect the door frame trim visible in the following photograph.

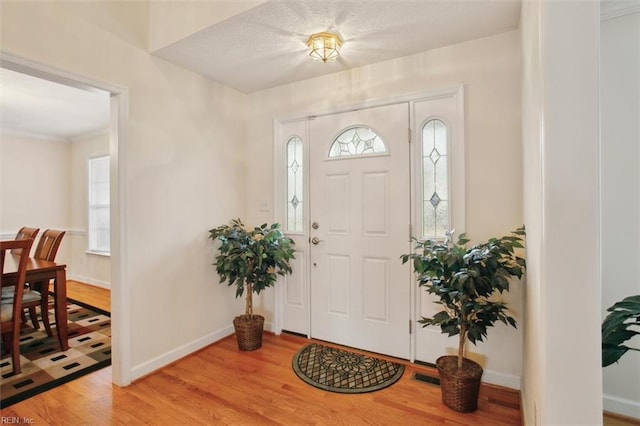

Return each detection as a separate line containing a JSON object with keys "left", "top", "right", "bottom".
{"left": 273, "top": 86, "right": 465, "bottom": 363}
{"left": 1, "top": 51, "right": 132, "bottom": 386}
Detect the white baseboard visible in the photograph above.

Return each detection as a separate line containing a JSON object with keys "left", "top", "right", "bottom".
{"left": 131, "top": 325, "right": 235, "bottom": 381}
{"left": 67, "top": 274, "right": 110, "bottom": 290}
{"left": 482, "top": 369, "right": 521, "bottom": 390}
{"left": 604, "top": 393, "right": 640, "bottom": 420}
{"left": 265, "top": 320, "right": 274, "bottom": 333}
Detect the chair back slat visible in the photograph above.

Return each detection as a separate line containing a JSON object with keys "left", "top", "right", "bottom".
{"left": 11, "top": 227, "right": 40, "bottom": 255}
{"left": 34, "top": 230, "right": 66, "bottom": 261}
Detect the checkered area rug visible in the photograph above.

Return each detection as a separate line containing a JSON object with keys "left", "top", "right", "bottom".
{"left": 292, "top": 343, "right": 404, "bottom": 393}
{"left": 0, "top": 299, "right": 111, "bottom": 408}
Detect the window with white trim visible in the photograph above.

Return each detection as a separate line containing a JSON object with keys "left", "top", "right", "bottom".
{"left": 88, "top": 155, "right": 110, "bottom": 254}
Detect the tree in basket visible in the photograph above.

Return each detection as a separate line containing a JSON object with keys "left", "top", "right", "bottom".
{"left": 209, "top": 219, "right": 295, "bottom": 351}
{"left": 401, "top": 226, "right": 526, "bottom": 412}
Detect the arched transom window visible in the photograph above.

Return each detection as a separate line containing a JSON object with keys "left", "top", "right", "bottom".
{"left": 422, "top": 118, "right": 449, "bottom": 238}
{"left": 286, "top": 136, "right": 303, "bottom": 232}
{"left": 328, "top": 126, "right": 388, "bottom": 158}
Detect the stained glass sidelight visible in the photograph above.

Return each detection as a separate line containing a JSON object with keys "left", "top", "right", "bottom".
{"left": 328, "top": 127, "right": 387, "bottom": 158}
{"left": 287, "top": 136, "right": 304, "bottom": 232}
{"left": 422, "top": 119, "right": 449, "bottom": 238}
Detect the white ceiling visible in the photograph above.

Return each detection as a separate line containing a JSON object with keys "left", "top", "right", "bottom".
{"left": 0, "top": 68, "right": 110, "bottom": 140}
{"left": 0, "top": 0, "right": 523, "bottom": 139}
{"left": 154, "top": 0, "right": 522, "bottom": 93}
{"left": 2, "top": 1, "right": 635, "bottom": 140}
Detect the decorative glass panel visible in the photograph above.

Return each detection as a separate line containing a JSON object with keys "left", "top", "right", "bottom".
{"left": 422, "top": 119, "right": 449, "bottom": 238}
{"left": 328, "top": 127, "right": 388, "bottom": 158}
{"left": 287, "top": 136, "right": 303, "bottom": 232}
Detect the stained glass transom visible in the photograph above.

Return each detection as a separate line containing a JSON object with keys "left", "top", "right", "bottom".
{"left": 328, "top": 127, "right": 387, "bottom": 158}
{"left": 287, "top": 136, "right": 304, "bottom": 232}
{"left": 422, "top": 119, "right": 449, "bottom": 238}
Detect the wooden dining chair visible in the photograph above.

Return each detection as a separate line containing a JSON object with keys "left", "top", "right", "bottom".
{"left": 1, "top": 238, "right": 34, "bottom": 375}
{"left": 22, "top": 230, "right": 66, "bottom": 335}
{"left": 11, "top": 227, "right": 39, "bottom": 255}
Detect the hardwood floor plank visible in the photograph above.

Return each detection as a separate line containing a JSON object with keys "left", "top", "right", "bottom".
{"left": 64, "top": 280, "right": 111, "bottom": 312}
{"left": 5, "top": 282, "right": 635, "bottom": 424}
{"left": 3, "top": 283, "right": 526, "bottom": 425}
{"left": 2, "top": 332, "right": 523, "bottom": 425}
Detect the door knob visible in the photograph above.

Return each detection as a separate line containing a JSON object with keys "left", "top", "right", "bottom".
{"left": 311, "top": 237, "right": 324, "bottom": 245}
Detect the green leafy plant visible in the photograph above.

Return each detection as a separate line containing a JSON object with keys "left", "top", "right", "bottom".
{"left": 209, "top": 219, "right": 295, "bottom": 317}
{"left": 602, "top": 295, "right": 640, "bottom": 367}
{"left": 401, "top": 227, "right": 526, "bottom": 370}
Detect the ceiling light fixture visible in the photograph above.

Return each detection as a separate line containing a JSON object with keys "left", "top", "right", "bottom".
{"left": 306, "top": 32, "right": 342, "bottom": 63}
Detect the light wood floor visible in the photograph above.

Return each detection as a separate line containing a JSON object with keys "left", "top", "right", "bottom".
{"left": 1, "top": 332, "right": 521, "bottom": 425}
{"left": 2, "top": 282, "right": 636, "bottom": 425}
{"left": 65, "top": 280, "right": 110, "bottom": 312}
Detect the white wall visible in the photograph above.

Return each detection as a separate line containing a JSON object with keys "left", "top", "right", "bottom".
{"left": 521, "top": 1, "right": 602, "bottom": 425}
{"left": 69, "top": 130, "right": 111, "bottom": 288}
{"left": 246, "top": 31, "right": 524, "bottom": 386}
{"left": 1, "top": 1, "right": 247, "bottom": 382}
{"left": 0, "top": 133, "right": 70, "bottom": 266}
{"left": 601, "top": 10, "right": 640, "bottom": 419}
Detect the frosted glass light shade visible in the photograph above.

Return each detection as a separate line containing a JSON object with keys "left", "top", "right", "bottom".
{"left": 306, "top": 32, "right": 342, "bottom": 63}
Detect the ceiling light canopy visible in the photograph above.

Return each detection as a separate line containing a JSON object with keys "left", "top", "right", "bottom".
{"left": 306, "top": 32, "right": 342, "bottom": 63}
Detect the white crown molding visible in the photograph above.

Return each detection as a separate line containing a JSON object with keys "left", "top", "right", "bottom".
{"left": 601, "top": 1, "right": 640, "bottom": 21}
{"left": 0, "top": 128, "right": 69, "bottom": 142}
{"left": 69, "top": 128, "right": 110, "bottom": 142}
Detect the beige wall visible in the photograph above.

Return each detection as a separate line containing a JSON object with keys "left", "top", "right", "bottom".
{"left": 521, "top": 1, "right": 602, "bottom": 424}
{"left": 601, "top": 11, "right": 640, "bottom": 419}
{"left": 69, "top": 131, "right": 111, "bottom": 288}
{"left": 0, "top": 131, "right": 112, "bottom": 287}
{"left": 0, "top": 133, "right": 70, "bottom": 256}
{"left": 1, "top": 0, "right": 247, "bottom": 382}
{"left": 246, "top": 30, "right": 523, "bottom": 386}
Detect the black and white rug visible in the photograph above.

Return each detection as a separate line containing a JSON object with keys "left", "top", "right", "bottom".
{"left": 292, "top": 343, "right": 404, "bottom": 394}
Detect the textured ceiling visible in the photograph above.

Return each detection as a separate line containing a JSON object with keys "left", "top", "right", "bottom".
{"left": 154, "top": 0, "right": 522, "bottom": 93}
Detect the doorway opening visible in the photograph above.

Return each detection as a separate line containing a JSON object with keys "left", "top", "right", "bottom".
{"left": 0, "top": 53, "right": 130, "bottom": 386}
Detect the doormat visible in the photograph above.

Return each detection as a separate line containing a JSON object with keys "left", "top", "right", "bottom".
{"left": 292, "top": 343, "right": 404, "bottom": 394}
{"left": 0, "top": 299, "right": 111, "bottom": 408}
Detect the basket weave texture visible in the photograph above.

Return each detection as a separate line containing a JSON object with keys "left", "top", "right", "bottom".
{"left": 233, "top": 314, "right": 265, "bottom": 351}
{"left": 436, "top": 356, "right": 483, "bottom": 413}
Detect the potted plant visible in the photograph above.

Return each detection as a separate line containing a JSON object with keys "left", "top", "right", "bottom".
{"left": 401, "top": 226, "right": 526, "bottom": 412}
{"left": 209, "top": 218, "right": 295, "bottom": 351}
{"left": 602, "top": 294, "right": 640, "bottom": 367}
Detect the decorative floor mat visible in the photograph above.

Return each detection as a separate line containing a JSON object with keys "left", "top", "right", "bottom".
{"left": 292, "top": 343, "right": 404, "bottom": 394}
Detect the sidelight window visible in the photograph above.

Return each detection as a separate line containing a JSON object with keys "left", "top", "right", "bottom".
{"left": 286, "top": 136, "right": 303, "bottom": 232}
{"left": 421, "top": 119, "right": 449, "bottom": 238}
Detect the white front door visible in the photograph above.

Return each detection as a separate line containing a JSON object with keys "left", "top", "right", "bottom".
{"left": 309, "top": 103, "right": 411, "bottom": 359}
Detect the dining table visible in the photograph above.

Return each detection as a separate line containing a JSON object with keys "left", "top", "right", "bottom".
{"left": 2, "top": 254, "right": 69, "bottom": 351}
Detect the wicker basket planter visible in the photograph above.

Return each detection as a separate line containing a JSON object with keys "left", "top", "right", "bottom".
{"left": 233, "top": 314, "right": 265, "bottom": 351}
{"left": 436, "top": 356, "right": 483, "bottom": 413}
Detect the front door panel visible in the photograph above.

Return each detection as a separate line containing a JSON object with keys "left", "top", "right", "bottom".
{"left": 309, "top": 103, "right": 410, "bottom": 358}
